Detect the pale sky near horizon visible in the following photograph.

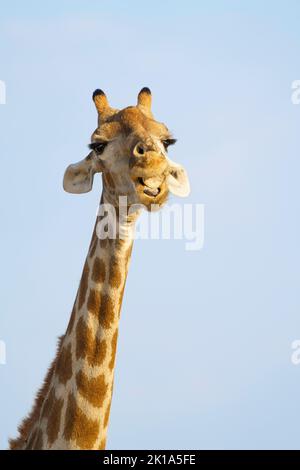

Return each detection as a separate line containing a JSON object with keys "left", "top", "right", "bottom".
{"left": 1, "top": 0, "right": 300, "bottom": 449}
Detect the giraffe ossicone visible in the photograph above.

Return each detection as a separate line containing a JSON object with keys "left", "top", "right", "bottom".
{"left": 10, "top": 88, "right": 190, "bottom": 450}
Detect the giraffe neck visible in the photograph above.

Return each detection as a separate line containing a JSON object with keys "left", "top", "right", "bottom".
{"left": 26, "top": 199, "right": 138, "bottom": 449}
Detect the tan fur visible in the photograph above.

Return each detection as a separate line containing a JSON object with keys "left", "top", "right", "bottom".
{"left": 63, "top": 393, "right": 100, "bottom": 449}
{"left": 55, "top": 344, "right": 73, "bottom": 385}
{"left": 45, "top": 395, "right": 64, "bottom": 446}
{"left": 11, "top": 88, "right": 189, "bottom": 450}
{"left": 92, "top": 257, "right": 106, "bottom": 284}
{"left": 76, "top": 371, "right": 108, "bottom": 408}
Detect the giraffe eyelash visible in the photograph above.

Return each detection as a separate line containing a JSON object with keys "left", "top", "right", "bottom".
{"left": 88, "top": 141, "right": 108, "bottom": 150}
{"left": 89, "top": 141, "right": 108, "bottom": 155}
{"left": 162, "top": 138, "right": 177, "bottom": 150}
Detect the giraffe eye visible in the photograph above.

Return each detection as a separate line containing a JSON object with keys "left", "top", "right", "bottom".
{"left": 89, "top": 142, "right": 108, "bottom": 155}
{"left": 162, "top": 138, "right": 177, "bottom": 151}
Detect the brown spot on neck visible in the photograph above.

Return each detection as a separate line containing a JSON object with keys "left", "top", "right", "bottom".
{"left": 87, "top": 288, "right": 101, "bottom": 317}
{"left": 92, "top": 257, "right": 106, "bottom": 284}
{"left": 86, "top": 288, "right": 116, "bottom": 329}
{"left": 99, "top": 293, "right": 116, "bottom": 329}
{"left": 100, "top": 236, "right": 109, "bottom": 249}
{"left": 78, "top": 261, "right": 90, "bottom": 310}
{"left": 76, "top": 370, "right": 108, "bottom": 408}
{"left": 89, "top": 232, "right": 99, "bottom": 258}
{"left": 63, "top": 393, "right": 100, "bottom": 449}
{"left": 108, "top": 256, "right": 122, "bottom": 288}
{"left": 75, "top": 316, "right": 107, "bottom": 366}
{"left": 46, "top": 395, "right": 64, "bottom": 446}
{"left": 109, "top": 330, "right": 119, "bottom": 371}
{"left": 41, "top": 387, "right": 55, "bottom": 419}
{"left": 55, "top": 343, "right": 73, "bottom": 385}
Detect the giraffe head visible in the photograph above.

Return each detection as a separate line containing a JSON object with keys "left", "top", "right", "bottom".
{"left": 63, "top": 88, "right": 190, "bottom": 211}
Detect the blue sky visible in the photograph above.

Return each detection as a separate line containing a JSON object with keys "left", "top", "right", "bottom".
{"left": 1, "top": 0, "right": 300, "bottom": 449}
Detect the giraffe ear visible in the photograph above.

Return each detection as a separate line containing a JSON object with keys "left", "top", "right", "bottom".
{"left": 63, "top": 155, "right": 100, "bottom": 194}
{"left": 166, "top": 159, "right": 190, "bottom": 198}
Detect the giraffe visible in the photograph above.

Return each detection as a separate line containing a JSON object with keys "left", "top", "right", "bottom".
{"left": 9, "top": 87, "right": 190, "bottom": 450}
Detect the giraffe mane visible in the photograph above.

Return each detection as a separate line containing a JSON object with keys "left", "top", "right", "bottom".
{"left": 9, "top": 336, "right": 64, "bottom": 449}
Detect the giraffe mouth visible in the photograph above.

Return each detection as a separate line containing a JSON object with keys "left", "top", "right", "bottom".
{"left": 138, "top": 177, "right": 161, "bottom": 197}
